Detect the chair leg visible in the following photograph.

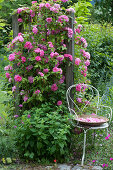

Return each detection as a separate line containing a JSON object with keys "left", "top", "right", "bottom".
{"left": 81, "top": 130, "right": 87, "bottom": 166}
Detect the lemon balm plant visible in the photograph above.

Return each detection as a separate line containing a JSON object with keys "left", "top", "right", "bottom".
{"left": 4, "top": 0, "right": 91, "bottom": 161}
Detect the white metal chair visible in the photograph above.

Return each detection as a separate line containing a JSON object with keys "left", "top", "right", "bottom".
{"left": 66, "top": 84, "right": 112, "bottom": 166}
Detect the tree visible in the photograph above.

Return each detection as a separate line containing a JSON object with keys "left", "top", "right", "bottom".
{"left": 90, "top": 0, "right": 113, "bottom": 25}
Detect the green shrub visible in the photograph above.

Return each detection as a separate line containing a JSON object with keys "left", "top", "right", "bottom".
{"left": 81, "top": 24, "right": 113, "bottom": 93}
{"left": 14, "top": 105, "right": 71, "bottom": 162}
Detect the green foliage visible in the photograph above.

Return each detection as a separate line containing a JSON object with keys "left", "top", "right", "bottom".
{"left": 80, "top": 24, "right": 113, "bottom": 93}
{"left": 72, "top": 0, "right": 92, "bottom": 24}
{"left": 14, "top": 105, "right": 71, "bottom": 162}
{"left": 90, "top": 0, "right": 113, "bottom": 25}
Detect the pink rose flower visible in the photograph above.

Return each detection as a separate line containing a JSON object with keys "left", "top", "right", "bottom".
{"left": 24, "top": 41, "right": 33, "bottom": 50}
{"left": 84, "top": 60, "right": 90, "bottom": 66}
{"left": 32, "top": 26, "right": 38, "bottom": 34}
{"left": 34, "top": 48, "right": 40, "bottom": 53}
{"left": 76, "top": 84, "right": 81, "bottom": 91}
{"left": 12, "top": 86, "right": 16, "bottom": 92}
{"left": 30, "top": 9, "right": 35, "bottom": 17}
{"left": 38, "top": 72, "right": 44, "bottom": 77}
{"left": 43, "top": 68, "right": 49, "bottom": 73}
{"left": 17, "top": 8, "right": 24, "bottom": 14}
{"left": 45, "top": 3, "right": 51, "bottom": 8}
{"left": 6, "top": 72, "right": 10, "bottom": 79}
{"left": 9, "top": 53, "right": 15, "bottom": 61}
{"left": 24, "top": 95, "right": 28, "bottom": 102}
{"left": 40, "top": 50, "right": 44, "bottom": 57}
{"left": 35, "top": 56, "right": 41, "bottom": 61}
{"left": 14, "top": 75, "right": 22, "bottom": 82}
{"left": 21, "top": 56, "right": 26, "bottom": 63}
{"left": 34, "top": 90, "right": 40, "bottom": 94}
{"left": 48, "top": 42, "right": 54, "bottom": 48}
{"left": 64, "top": 54, "right": 72, "bottom": 61}
{"left": 59, "top": 76, "right": 65, "bottom": 84}
{"left": 80, "top": 37, "right": 87, "bottom": 44}
{"left": 75, "top": 58, "right": 81, "bottom": 65}
{"left": 4, "top": 65, "right": 13, "bottom": 71}
{"left": 56, "top": 55, "right": 64, "bottom": 61}
{"left": 27, "top": 114, "right": 31, "bottom": 118}
{"left": 18, "top": 34, "right": 24, "bottom": 42}
{"left": 58, "top": 15, "right": 69, "bottom": 23}
{"left": 77, "top": 98, "right": 82, "bottom": 103}
{"left": 19, "top": 104, "right": 23, "bottom": 107}
{"left": 66, "top": 8, "right": 75, "bottom": 13}
{"left": 32, "top": 1, "right": 37, "bottom": 4}
{"left": 18, "top": 18, "right": 23, "bottom": 22}
{"left": 51, "top": 83, "right": 58, "bottom": 91}
{"left": 46, "top": 17, "right": 52, "bottom": 23}
{"left": 57, "top": 100, "right": 62, "bottom": 106}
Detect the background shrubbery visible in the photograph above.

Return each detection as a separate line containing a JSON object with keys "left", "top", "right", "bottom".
{"left": 81, "top": 24, "right": 113, "bottom": 94}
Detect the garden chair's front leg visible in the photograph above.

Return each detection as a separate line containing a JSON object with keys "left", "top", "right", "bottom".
{"left": 81, "top": 129, "right": 87, "bottom": 166}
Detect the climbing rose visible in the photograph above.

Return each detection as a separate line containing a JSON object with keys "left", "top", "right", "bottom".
{"left": 58, "top": 15, "right": 69, "bottom": 23}
{"left": 46, "top": 18, "right": 52, "bottom": 23}
{"left": 9, "top": 53, "right": 15, "bottom": 61}
{"left": 4, "top": 65, "right": 13, "bottom": 71}
{"left": 57, "top": 101, "right": 62, "bottom": 106}
{"left": 21, "top": 56, "right": 26, "bottom": 63}
{"left": 66, "top": 8, "right": 75, "bottom": 13}
{"left": 19, "top": 104, "right": 23, "bottom": 107}
{"left": 76, "top": 84, "right": 81, "bottom": 92}
{"left": 34, "top": 90, "right": 40, "bottom": 94}
{"left": 45, "top": 3, "right": 51, "bottom": 8}
{"left": 32, "top": 1, "right": 37, "bottom": 4}
{"left": 35, "top": 56, "right": 41, "bottom": 61}
{"left": 59, "top": 76, "right": 65, "bottom": 84}
{"left": 84, "top": 60, "right": 90, "bottom": 66}
{"left": 18, "top": 18, "right": 23, "bottom": 22}
{"left": 38, "top": 72, "right": 44, "bottom": 77}
{"left": 32, "top": 26, "right": 38, "bottom": 34}
{"left": 64, "top": 54, "right": 72, "bottom": 61}
{"left": 75, "top": 58, "right": 81, "bottom": 65}
{"left": 24, "top": 41, "right": 33, "bottom": 50}
{"left": 51, "top": 84, "right": 58, "bottom": 91}
{"left": 43, "top": 68, "right": 49, "bottom": 73}
{"left": 77, "top": 98, "right": 82, "bottom": 103}
{"left": 14, "top": 75, "right": 22, "bottom": 82}
{"left": 17, "top": 8, "right": 24, "bottom": 14}
{"left": 40, "top": 50, "right": 44, "bottom": 57}
{"left": 6, "top": 72, "right": 10, "bottom": 79}
{"left": 24, "top": 95, "right": 28, "bottom": 102}
{"left": 12, "top": 86, "right": 16, "bottom": 92}
{"left": 27, "top": 114, "right": 31, "bottom": 118}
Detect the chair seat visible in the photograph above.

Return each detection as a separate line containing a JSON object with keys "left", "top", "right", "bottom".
{"left": 77, "top": 122, "right": 109, "bottom": 130}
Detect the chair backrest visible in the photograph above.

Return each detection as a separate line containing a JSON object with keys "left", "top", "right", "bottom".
{"left": 66, "top": 84, "right": 100, "bottom": 118}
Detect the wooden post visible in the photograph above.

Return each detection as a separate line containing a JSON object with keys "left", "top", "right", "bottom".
{"left": 66, "top": 12, "right": 75, "bottom": 109}
{"left": 12, "top": 14, "right": 20, "bottom": 114}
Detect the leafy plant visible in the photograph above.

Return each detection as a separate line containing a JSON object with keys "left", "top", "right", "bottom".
{"left": 14, "top": 106, "right": 71, "bottom": 162}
